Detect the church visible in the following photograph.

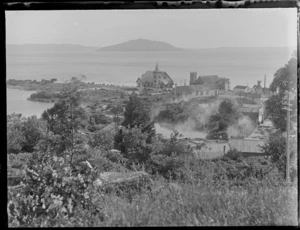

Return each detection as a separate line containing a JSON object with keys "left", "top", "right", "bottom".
{"left": 136, "top": 63, "right": 174, "bottom": 93}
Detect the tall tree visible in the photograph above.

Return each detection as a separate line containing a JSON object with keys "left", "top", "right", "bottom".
{"left": 115, "top": 93, "right": 155, "bottom": 155}
{"left": 7, "top": 113, "right": 26, "bottom": 154}
{"left": 269, "top": 52, "right": 297, "bottom": 94}
{"left": 41, "top": 82, "right": 88, "bottom": 163}
{"left": 122, "top": 93, "right": 154, "bottom": 134}
{"left": 266, "top": 53, "right": 297, "bottom": 131}
{"left": 216, "top": 77, "right": 228, "bottom": 91}
{"left": 21, "top": 116, "right": 47, "bottom": 153}
{"left": 208, "top": 100, "right": 239, "bottom": 131}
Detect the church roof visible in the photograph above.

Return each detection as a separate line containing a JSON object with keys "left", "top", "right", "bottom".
{"left": 192, "top": 75, "right": 219, "bottom": 89}
{"left": 136, "top": 63, "right": 173, "bottom": 85}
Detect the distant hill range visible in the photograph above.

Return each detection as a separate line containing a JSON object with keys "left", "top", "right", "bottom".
{"left": 96, "top": 39, "right": 182, "bottom": 52}
{"left": 6, "top": 44, "right": 98, "bottom": 51}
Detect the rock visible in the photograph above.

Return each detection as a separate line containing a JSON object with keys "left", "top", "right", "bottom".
{"left": 94, "top": 171, "right": 154, "bottom": 198}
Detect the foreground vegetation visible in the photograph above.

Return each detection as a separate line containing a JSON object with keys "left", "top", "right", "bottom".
{"left": 8, "top": 148, "right": 297, "bottom": 227}
{"left": 7, "top": 54, "right": 298, "bottom": 226}
{"left": 7, "top": 86, "right": 297, "bottom": 226}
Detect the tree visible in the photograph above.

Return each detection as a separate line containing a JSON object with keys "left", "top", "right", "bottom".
{"left": 269, "top": 53, "right": 297, "bottom": 94}
{"left": 207, "top": 99, "right": 239, "bottom": 139}
{"left": 265, "top": 94, "right": 288, "bottom": 131}
{"left": 122, "top": 93, "right": 155, "bottom": 136}
{"left": 111, "top": 104, "right": 124, "bottom": 123}
{"left": 7, "top": 113, "right": 26, "bottom": 154}
{"left": 266, "top": 54, "right": 297, "bottom": 131}
{"left": 114, "top": 94, "right": 155, "bottom": 161}
{"left": 50, "top": 78, "right": 57, "bottom": 83}
{"left": 21, "top": 116, "right": 47, "bottom": 153}
{"left": 216, "top": 77, "right": 228, "bottom": 91}
{"left": 41, "top": 82, "right": 88, "bottom": 164}
{"left": 114, "top": 126, "right": 153, "bottom": 165}
{"left": 154, "top": 102, "right": 188, "bottom": 124}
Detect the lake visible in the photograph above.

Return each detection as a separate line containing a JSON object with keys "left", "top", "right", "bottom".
{"left": 6, "top": 46, "right": 295, "bottom": 87}
{"left": 6, "top": 46, "right": 295, "bottom": 116}
{"left": 7, "top": 88, "right": 54, "bottom": 118}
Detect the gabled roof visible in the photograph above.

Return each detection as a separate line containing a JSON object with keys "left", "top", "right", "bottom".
{"left": 137, "top": 63, "right": 173, "bottom": 85}
{"left": 193, "top": 75, "right": 219, "bottom": 86}
{"left": 138, "top": 71, "right": 173, "bottom": 85}
{"left": 201, "top": 75, "right": 219, "bottom": 82}
{"left": 234, "top": 85, "right": 249, "bottom": 90}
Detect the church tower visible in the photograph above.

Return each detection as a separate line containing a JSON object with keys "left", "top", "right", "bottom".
{"left": 154, "top": 62, "right": 159, "bottom": 72}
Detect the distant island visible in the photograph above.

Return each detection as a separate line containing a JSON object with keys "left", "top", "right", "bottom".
{"left": 96, "top": 39, "right": 182, "bottom": 52}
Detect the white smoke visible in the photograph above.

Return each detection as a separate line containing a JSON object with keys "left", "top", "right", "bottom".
{"left": 227, "top": 116, "right": 255, "bottom": 138}
{"left": 152, "top": 94, "right": 258, "bottom": 140}
{"left": 152, "top": 98, "right": 222, "bottom": 139}
{"left": 154, "top": 122, "right": 207, "bottom": 139}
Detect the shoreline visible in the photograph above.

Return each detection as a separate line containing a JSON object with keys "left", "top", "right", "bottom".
{"left": 7, "top": 85, "right": 38, "bottom": 91}
{"left": 27, "top": 97, "right": 55, "bottom": 103}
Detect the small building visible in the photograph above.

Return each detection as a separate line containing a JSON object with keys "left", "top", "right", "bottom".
{"left": 180, "top": 139, "right": 230, "bottom": 160}
{"left": 228, "top": 120, "right": 279, "bottom": 157}
{"left": 172, "top": 85, "right": 218, "bottom": 99}
{"left": 136, "top": 63, "right": 174, "bottom": 94}
{"left": 233, "top": 85, "right": 251, "bottom": 94}
{"left": 251, "top": 81, "right": 263, "bottom": 94}
{"left": 195, "top": 141, "right": 230, "bottom": 160}
{"left": 228, "top": 137, "right": 266, "bottom": 157}
{"left": 189, "top": 72, "right": 230, "bottom": 92}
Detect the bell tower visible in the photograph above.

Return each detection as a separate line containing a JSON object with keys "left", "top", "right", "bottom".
{"left": 190, "top": 72, "right": 197, "bottom": 85}
{"left": 154, "top": 62, "right": 159, "bottom": 72}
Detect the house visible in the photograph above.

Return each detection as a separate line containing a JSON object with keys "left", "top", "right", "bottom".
{"left": 189, "top": 72, "right": 230, "bottom": 91}
{"left": 228, "top": 119, "right": 279, "bottom": 157}
{"left": 136, "top": 63, "right": 174, "bottom": 94}
{"left": 228, "top": 138, "right": 267, "bottom": 157}
{"left": 180, "top": 139, "right": 230, "bottom": 160}
{"left": 172, "top": 85, "right": 218, "bottom": 99}
{"left": 233, "top": 85, "right": 251, "bottom": 94}
{"left": 195, "top": 140, "right": 230, "bottom": 160}
{"left": 251, "top": 81, "right": 263, "bottom": 94}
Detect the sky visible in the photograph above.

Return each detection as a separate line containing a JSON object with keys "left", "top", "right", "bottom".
{"left": 6, "top": 9, "right": 297, "bottom": 49}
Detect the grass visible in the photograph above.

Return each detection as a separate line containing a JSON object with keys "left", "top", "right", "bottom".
{"left": 55, "top": 181, "right": 297, "bottom": 227}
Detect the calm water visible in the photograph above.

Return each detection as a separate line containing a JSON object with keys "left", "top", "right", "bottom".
{"left": 6, "top": 46, "right": 295, "bottom": 87}
{"left": 7, "top": 88, "right": 54, "bottom": 118}
{"left": 6, "top": 46, "right": 295, "bottom": 116}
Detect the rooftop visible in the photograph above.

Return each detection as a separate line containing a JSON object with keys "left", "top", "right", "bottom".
{"left": 234, "top": 85, "right": 249, "bottom": 90}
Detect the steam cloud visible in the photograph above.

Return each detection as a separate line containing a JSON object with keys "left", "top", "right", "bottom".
{"left": 227, "top": 116, "right": 255, "bottom": 138}
{"left": 152, "top": 96, "right": 222, "bottom": 139}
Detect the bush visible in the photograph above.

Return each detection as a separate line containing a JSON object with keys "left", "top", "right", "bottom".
{"left": 8, "top": 153, "right": 102, "bottom": 227}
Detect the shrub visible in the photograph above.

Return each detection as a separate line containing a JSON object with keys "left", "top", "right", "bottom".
{"left": 8, "top": 153, "right": 102, "bottom": 227}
